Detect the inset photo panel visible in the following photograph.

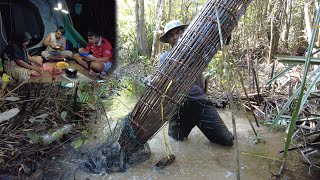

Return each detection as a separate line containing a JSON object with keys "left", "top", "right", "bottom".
{"left": 0, "top": 0, "right": 116, "bottom": 83}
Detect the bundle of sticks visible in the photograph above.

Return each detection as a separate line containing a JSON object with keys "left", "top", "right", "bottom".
{"left": 119, "top": 0, "right": 254, "bottom": 153}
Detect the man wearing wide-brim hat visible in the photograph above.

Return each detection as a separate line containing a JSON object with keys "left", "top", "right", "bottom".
{"left": 158, "top": 20, "right": 234, "bottom": 146}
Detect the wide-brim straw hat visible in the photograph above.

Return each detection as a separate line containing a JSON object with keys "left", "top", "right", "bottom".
{"left": 159, "top": 20, "right": 188, "bottom": 43}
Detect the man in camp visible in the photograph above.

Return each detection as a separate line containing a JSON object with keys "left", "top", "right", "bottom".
{"left": 73, "top": 29, "right": 113, "bottom": 78}
{"left": 2, "top": 32, "right": 43, "bottom": 82}
{"left": 41, "top": 26, "right": 73, "bottom": 61}
{"left": 158, "top": 20, "right": 234, "bottom": 146}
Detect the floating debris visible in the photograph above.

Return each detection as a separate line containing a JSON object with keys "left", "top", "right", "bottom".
{"left": 155, "top": 154, "right": 176, "bottom": 168}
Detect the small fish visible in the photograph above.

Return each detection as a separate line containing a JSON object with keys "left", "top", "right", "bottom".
{"left": 155, "top": 154, "right": 176, "bottom": 168}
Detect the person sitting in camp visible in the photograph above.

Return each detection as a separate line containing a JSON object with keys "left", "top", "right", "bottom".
{"left": 2, "top": 32, "right": 43, "bottom": 82}
{"left": 73, "top": 29, "right": 112, "bottom": 78}
{"left": 41, "top": 26, "right": 73, "bottom": 61}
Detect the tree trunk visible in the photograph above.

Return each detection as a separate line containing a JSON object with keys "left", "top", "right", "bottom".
{"left": 268, "top": 0, "right": 281, "bottom": 63}
{"left": 135, "top": 0, "right": 149, "bottom": 56}
{"left": 181, "top": 0, "right": 185, "bottom": 23}
{"left": 266, "top": 0, "right": 273, "bottom": 43}
{"left": 139, "top": 0, "right": 148, "bottom": 56}
{"left": 168, "top": 0, "right": 172, "bottom": 20}
{"left": 135, "top": 0, "right": 140, "bottom": 52}
{"left": 315, "top": 0, "right": 320, "bottom": 47}
{"left": 304, "top": 0, "right": 312, "bottom": 43}
{"left": 284, "top": 0, "right": 292, "bottom": 50}
{"left": 151, "top": 0, "right": 165, "bottom": 61}
{"left": 297, "top": 5, "right": 305, "bottom": 44}
{"left": 255, "top": 0, "right": 265, "bottom": 47}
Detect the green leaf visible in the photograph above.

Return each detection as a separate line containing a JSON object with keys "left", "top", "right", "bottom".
{"left": 299, "top": 72, "right": 320, "bottom": 112}
{"left": 27, "top": 131, "right": 39, "bottom": 143}
{"left": 83, "top": 139, "right": 89, "bottom": 145}
{"left": 71, "top": 139, "right": 83, "bottom": 149}
{"left": 80, "top": 84, "right": 90, "bottom": 92}
{"left": 86, "top": 102, "right": 96, "bottom": 110}
{"left": 81, "top": 130, "right": 89, "bottom": 136}
{"left": 274, "top": 55, "right": 320, "bottom": 65}
{"left": 268, "top": 66, "right": 320, "bottom": 131}
{"left": 266, "top": 64, "right": 296, "bottom": 86}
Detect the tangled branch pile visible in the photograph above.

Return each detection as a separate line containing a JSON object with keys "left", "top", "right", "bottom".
{"left": 0, "top": 82, "right": 105, "bottom": 177}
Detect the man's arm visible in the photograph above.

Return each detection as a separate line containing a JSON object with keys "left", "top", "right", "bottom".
{"left": 15, "top": 60, "right": 42, "bottom": 73}
{"left": 143, "top": 52, "right": 166, "bottom": 86}
{"left": 42, "top": 34, "right": 55, "bottom": 48}
{"left": 85, "top": 56, "right": 109, "bottom": 62}
{"left": 78, "top": 43, "right": 91, "bottom": 54}
{"left": 28, "top": 53, "right": 43, "bottom": 66}
{"left": 158, "top": 51, "right": 168, "bottom": 67}
{"left": 61, "top": 38, "right": 66, "bottom": 51}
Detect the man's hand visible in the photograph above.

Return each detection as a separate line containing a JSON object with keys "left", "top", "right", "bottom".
{"left": 78, "top": 48, "right": 85, "bottom": 53}
{"left": 49, "top": 43, "right": 56, "bottom": 49}
{"left": 143, "top": 75, "right": 154, "bottom": 86}
{"left": 33, "top": 66, "right": 43, "bottom": 74}
{"left": 85, "top": 55, "right": 96, "bottom": 61}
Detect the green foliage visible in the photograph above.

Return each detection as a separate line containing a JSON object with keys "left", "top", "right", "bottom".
{"left": 77, "top": 83, "right": 99, "bottom": 105}
{"left": 204, "top": 51, "right": 224, "bottom": 77}
{"left": 70, "top": 130, "right": 91, "bottom": 149}
{"left": 283, "top": 9, "right": 320, "bottom": 159}
{"left": 102, "top": 77, "right": 144, "bottom": 109}
{"left": 204, "top": 51, "right": 237, "bottom": 89}
{"left": 27, "top": 131, "right": 40, "bottom": 143}
{"left": 117, "top": 0, "right": 208, "bottom": 64}
{"left": 117, "top": 1, "right": 138, "bottom": 63}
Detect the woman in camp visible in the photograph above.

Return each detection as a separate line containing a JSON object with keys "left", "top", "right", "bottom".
{"left": 3, "top": 32, "right": 43, "bottom": 82}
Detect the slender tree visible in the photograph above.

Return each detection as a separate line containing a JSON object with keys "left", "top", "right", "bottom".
{"left": 284, "top": 0, "right": 293, "bottom": 49}
{"left": 135, "top": 0, "right": 149, "bottom": 56}
{"left": 151, "top": 0, "right": 165, "bottom": 60}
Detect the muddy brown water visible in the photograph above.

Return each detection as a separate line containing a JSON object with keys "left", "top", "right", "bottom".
{"left": 33, "top": 92, "right": 319, "bottom": 180}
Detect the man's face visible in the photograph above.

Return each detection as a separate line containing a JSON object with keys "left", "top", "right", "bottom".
{"left": 56, "top": 31, "right": 63, "bottom": 39}
{"left": 167, "top": 28, "right": 184, "bottom": 47}
{"left": 88, "top": 35, "right": 99, "bottom": 44}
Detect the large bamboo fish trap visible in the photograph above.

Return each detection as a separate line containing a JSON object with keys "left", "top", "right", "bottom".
{"left": 119, "top": 0, "right": 254, "bottom": 154}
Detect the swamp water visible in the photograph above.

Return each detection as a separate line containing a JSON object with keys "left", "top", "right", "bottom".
{"left": 37, "top": 79, "right": 319, "bottom": 180}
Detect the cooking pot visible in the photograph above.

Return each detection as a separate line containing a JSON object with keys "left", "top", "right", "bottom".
{"left": 65, "top": 67, "right": 78, "bottom": 78}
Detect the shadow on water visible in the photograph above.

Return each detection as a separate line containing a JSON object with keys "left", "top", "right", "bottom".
{"left": 34, "top": 78, "right": 320, "bottom": 180}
